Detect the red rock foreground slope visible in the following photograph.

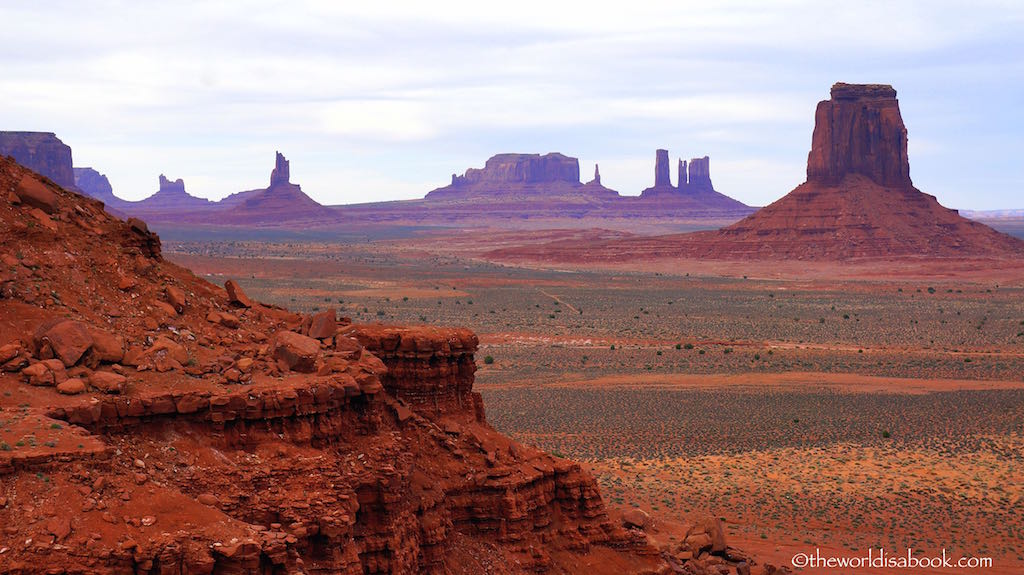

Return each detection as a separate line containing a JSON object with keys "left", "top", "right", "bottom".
{"left": 0, "top": 158, "right": 771, "bottom": 574}
{"left": 489, "top": 83, "right": 1024, "bottom": 263}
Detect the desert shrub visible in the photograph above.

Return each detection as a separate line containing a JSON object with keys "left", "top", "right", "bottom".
{"left": 483, "top": 355, "right": 494, "bottom": 365}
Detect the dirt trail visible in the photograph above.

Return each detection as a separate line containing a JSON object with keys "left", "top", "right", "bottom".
{"left": 538, "top": 288, "right": 580, "bottom": 314}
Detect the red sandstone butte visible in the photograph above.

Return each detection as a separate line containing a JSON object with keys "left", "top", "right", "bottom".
{"left": 488, "top": 82, "right": 1024, "bottom": 262}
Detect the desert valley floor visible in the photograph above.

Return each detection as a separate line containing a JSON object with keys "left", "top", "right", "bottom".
{"left": 168, "top": 234, "right": 1024, "bottom": 574}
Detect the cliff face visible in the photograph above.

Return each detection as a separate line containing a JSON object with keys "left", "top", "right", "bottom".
{"left": 456, "top": 153, "right": 580, "bottom": 186}
{"left": 654, "top": 149, "right": 671, "bottom": 188}
{"left": 1, "top": 156, "right": 654, "bottom": 573}
{"left": 0, "top": 131, "right": 76, "bottom": 189}
{"left": 806, "top": 83, "right": 911, "bottom": 187}
{"left": 73, "top": 167, "right": 122, "bottom": 206}
{"left": 687, "top": 156, "right": 712, "bottom": 190}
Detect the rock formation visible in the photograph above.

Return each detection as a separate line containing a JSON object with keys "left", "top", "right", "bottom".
{"left": 0, "top": 131, "right": 76, "bottom": 189}
{"left": 490, "top": 83, "right": 1024, "bottom": 262}
{"left": 654, "top": 149, "right": 671, "bottom": 188}
{"left": 270, "top": 150, "right": 290, "bottom": 187}
{"left": 216, "top": 152, "right": 329, "bottom": 222}
{"left": 634, "top": 149, "right": 749, "bottom": 215}
{"left": 128, "top": 173, "right": 213, "bottom": 213}
{"left": 449, "top": 153, "right": 580, "bottom": 188}
{"left": 687, "top": 156, "right": 712, "bottom": 190}
{"left": 806, "top": 83, "right": 910, "bottom": 187}
{"left": 423, "top": 152, "right": 621, "bottom": 208}
{"left": 0, "top": 155, "right": 679, "bottom": 574}
{"left": 159, "top": 174, "right": 186, "bottom": 195}
{"left": 73, "top": 167, "right": 123, "bottom": 206}
{"left": 592, "top": 163, "right": 602, "bottom": 185}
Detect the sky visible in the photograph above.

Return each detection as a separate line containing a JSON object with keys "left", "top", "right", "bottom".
{"left": 2, "top": 0, "right": 1023, "bottom": 209}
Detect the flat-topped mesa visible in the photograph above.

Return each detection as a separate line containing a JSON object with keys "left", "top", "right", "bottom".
{"left": 806, "top": 82, "right": 911, "bottom": 187}
{"left": 688, "top": 156, "right": 712, "bottom": 189}
{"left": 158, "top": 174, "right": 186, "bottom": 195}
{"left": 269, "top": 151, "right": 290, "bottom": 187}
{"left": 677, "top": 159, "right": 688, "bottom": 188}
{"left": 0, "top": 131, "right": 76, "bottom": 189}
{"left": 452, "top": 153, "right": 580, "bottom": 186}
{"left": 654, "top": 149, "right": 671, "bottom": 187}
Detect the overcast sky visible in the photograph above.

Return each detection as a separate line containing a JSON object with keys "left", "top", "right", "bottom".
{"left": 2, "top": 1, "right": 1023, "bottom": 209}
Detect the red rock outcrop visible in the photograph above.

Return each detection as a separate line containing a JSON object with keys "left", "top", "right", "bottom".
{"left": 654, "top": 149, "right": 671, "bottom": 188}
{"left": 687, "top": 156, "right": 712, "bottom": 190}
{"left": 450, "top": 153, "right": 581, "bottom": 187}
{"left": 269, "top": 150, "right": 290, "bottom": 187}
{"left": 0, "top": 131, "right": 76, "bottom": 190}
{"left": 0, "top": 156, "right": 668, "bottom": 574}
{"left": 489, "top": 83, "right": 1024, "bottom": 262}
{"left": 354, "top": 325, "right": 481, "bottom": 419}
{"left": 73, "top": 167, "right": 127, "bottom": 210}
{"left": 806, "top": 83, "right": 910, "bottom": 187}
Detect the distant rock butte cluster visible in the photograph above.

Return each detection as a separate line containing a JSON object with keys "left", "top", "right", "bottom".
{"left": 0, "top": 130, "right": 755, "bottom": 225}
{"left": 488, "top": 82, "right": 1024, "bottom": 261}
{"left": 415, "top": 150, "right": 750, "bottom": 221}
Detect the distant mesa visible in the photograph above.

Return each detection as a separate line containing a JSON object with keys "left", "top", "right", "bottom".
{"left": 0, "top": 131, "right": 77, "bottom": 190}
{"left": 73, "top": 167, "right": 120, "bottom": 205}
{"left": 428, "top": 152, "right": 586, "bottom": 200}
{"left": 489, "top": 82, "right": 1024, "bottom": 261}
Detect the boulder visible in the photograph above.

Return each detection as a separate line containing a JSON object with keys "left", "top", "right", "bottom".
{"left": 57, "top": 378, "right": 87, "bottom": 395}
{"left": 622, "top": 508, "right": 650, "bottom": 530}
{"left": 147, "top": 336, "right": 189, "bottom": 365}
{"left": 225, "top": 279, "right": 252, "bottom": 308}
{"left": 35, "top": 319, "right": 94, "bottom": 367}
{"left": 89, "top": 371, "right": 127, "bottom": 394}
{"left": 0, "top": 343, "right": 29, "bottom": 372}
{"left": 15, "top": 175, "right": 59, "bottom": 214}
{"left": 165, "top": 286, "right": 187, "bottom": 313}
{"left": 334, "top": 336, "right": 363, "bottom": 359}
{"left": 271, "top": 330, "right": 321, "bottom": 373}
{"left": 88, "top": 329, "right": 125, "bottom": 363}
{"left": 21, "top": 359, "right": 67, "bottom": 386}
{"left": 308, "top": 308, "right": 337, "bottom": 339}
